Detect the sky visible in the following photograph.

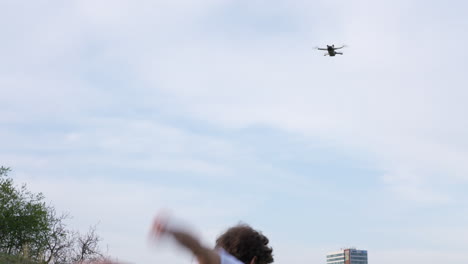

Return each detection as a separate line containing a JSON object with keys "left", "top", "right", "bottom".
{"left": 1, "top": 0, "right": 468, "bottom": 263}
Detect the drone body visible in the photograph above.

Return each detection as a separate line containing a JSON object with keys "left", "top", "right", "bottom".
{"left": 316, "top": 44, "right": 346, "bottom": 56}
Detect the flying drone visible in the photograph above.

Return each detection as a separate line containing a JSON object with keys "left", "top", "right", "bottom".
{"left": 316, "top": 44, "right": 347, "bottom": 56}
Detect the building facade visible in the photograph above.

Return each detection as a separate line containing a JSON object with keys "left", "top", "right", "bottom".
{"left": 326, "top": 248, "right": 368, "bottom": 264}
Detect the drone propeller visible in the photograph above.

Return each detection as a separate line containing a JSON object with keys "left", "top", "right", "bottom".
{"left": 314, "top": 46, "right": 327, "bottom": 51}
{"left": 334, "top": 44, "right": 348, "bottom": 50}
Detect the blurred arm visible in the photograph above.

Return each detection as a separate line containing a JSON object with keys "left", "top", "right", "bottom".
{"left": 152, "top": 217, "right": 220, "bottom": 264}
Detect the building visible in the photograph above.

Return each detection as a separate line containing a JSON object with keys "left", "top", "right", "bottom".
{"left": 326, "top": 248, "right": 368, "bottom": 264}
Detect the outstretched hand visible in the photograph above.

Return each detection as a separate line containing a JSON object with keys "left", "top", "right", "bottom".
{"left": 149, "top": 211, "right": 172, "bottom": 240}
{"left": 148, "top": 212, "right": 221, "bottom": 264}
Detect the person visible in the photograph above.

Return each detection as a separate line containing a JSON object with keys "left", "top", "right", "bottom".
{"left": 84, "top": 213, "right": 274, "bottom": 264}
{"left": 151, "top": 214, "right": 274, "bottom": 264}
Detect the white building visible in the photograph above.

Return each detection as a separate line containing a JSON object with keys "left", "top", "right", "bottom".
{"left": 326, "top": 248, "right": 368, "bottom": 264}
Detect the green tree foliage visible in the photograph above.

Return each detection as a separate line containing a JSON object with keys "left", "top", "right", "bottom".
{"left": 0, "top": 167, "right": 107, "bottom": 263}
{"left": 0, "top": 167, "right": 49, "bottom": 258}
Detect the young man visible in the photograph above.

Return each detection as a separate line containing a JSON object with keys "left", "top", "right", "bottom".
{"left": 151, "top": 215, "right": 274, "bottom": 264}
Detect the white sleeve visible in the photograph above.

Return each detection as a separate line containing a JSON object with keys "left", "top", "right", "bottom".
{"left": 218, "top": 248, "right": 245, "bottom": 264}
{"left": 190, "top": 248, "right": 244, "bottom": 264}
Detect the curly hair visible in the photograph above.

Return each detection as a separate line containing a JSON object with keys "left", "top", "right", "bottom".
{"left": 215, "top": 224, "right": 274, "bottom": 264}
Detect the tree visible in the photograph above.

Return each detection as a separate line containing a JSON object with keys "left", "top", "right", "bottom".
{"left": 71, "top": 225, "right": 105, "bottom": 263}
{"left": 0, "top": 167, "right": 108, "bottom": 263}
{"left": 0, "top": 166, "right": 49, "bottom": 258}
{"left": 43, "top": 219, "right": 105, "bottom": 264}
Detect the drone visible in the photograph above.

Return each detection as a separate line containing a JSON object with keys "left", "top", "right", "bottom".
{"left": 316, "top": 44, "right": 346, "bottom": 56}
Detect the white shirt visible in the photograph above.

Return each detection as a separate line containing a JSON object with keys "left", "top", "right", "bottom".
{"left": 218, "top": 248, "right": 244, "bottom": 264}
{"left": 193, "top": 248, "right": 244, "bottom": 264}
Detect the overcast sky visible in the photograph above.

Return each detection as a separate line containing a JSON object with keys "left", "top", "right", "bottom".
{"left": 1, "top": 0, "right": 468, "bottom": 263}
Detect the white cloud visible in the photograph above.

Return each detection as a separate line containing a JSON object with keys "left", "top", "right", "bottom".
{"left": 115, "top": 0, "right": 468, "bottom": 204}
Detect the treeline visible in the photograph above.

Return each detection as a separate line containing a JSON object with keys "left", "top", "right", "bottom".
{"left": 0, "top": 166, "right": 108, "bottom": 264}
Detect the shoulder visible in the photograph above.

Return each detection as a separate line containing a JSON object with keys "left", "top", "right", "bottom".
{"left": 217, "top": 248, "right": 245, "bottom": 264}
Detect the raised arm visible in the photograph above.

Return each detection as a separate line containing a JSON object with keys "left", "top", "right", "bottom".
{"left": 152, "top": 217, "right": 220, "bottom": 264}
